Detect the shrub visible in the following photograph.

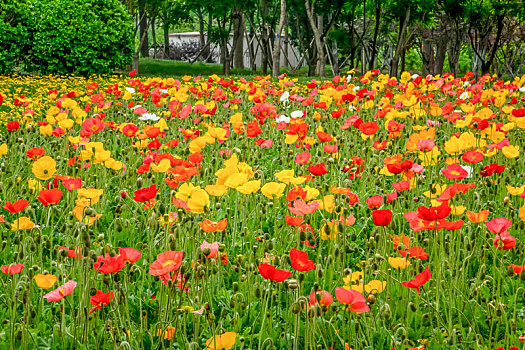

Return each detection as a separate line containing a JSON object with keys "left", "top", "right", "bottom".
{"left": 0, "top": 0, "right": 30, "bottom": 73}
{"left": 27, "top": 0, "right": 133, "bottom": 75}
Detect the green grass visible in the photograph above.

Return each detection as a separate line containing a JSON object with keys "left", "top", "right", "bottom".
{"left": 138, "top": 58, "right": 316, "bottom": 78}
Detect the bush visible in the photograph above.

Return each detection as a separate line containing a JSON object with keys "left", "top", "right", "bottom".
{"left": 27, "top": 0, "right": 133, "bottom": 75}
{"left": 0, "top": 0, "right": 30, "bottom": 73}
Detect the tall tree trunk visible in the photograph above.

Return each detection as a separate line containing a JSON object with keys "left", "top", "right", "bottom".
{"left": 261, "top": 0, "right": 270, "bottom": 75}
{"left": 139, "top": 0, "right": 149, "bottom": 57}
{"left": 247, "top": 13, "right": 256, "bottom": 70}
{"left": 481, "top": 13, "right": 505, "bottom": 75}
{"left": 133, "top": 18, "right": 152, "bottom": 73}
{"left": 305, "top": 0, "right": 325, "bottom": 76}
{"left": 369, "top": 0, "right": 381, "bottom": 70}
{"left": 233, "top": 9, "right": 245, "bottom": 69}
{"left": 390, "top": 6, "right": 410, "bottom": 77}
{"left": 205, "top": 14, "right": 213, "bottom": 63}
{"left": 272, "top": 0, "right": 286, "bottom": 77}
{"left": 422, "top": 31, "right": 435, "bottom": 76}
{"left": 151, "top": 17, "right": 157, "bottom": 58}
{"left": 331, "top": 41, "right": 339, "bottom": 75}
{"left": 433, "top": 33, "right": 448, "bottom": 76}
{"left": 163, "top": 16, "right": 170, "bottom": 59}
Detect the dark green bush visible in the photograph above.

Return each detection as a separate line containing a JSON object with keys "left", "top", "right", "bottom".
{"left": 0, "top": 0, "right": 30, "bottom": 73}
{"left": 27, "top": 0, "right": 133, "bottom": 75}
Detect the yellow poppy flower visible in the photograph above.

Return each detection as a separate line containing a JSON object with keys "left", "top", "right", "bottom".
{"left": 34, "top": 273, "right": 57, "bottom": 289}
{"left": 32, "top": 156, "right": 56, "bottom": 180}
{"left": 11, "top": 216, "right": 35, "bottom": 231}
{"left": 261, "top": 182, "right": 286, "bottom": 199}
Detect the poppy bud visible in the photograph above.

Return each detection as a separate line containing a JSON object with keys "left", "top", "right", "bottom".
{"left": 90, "top": 288, "right": 97, "bottom": 296}
{"left": 408, "top": 302, "right": 417, "bottom": 312}
{"left": 521, "top": 271, "right": 525, "bottom": 281}
{"left": 298, "top": 272, "right": 305, "bottom": 282}
{"left": 291, "top": 302, "right": 300, "bottom": 314}
{"left": 507, "top": 267, "right": 515, "bottom": 276}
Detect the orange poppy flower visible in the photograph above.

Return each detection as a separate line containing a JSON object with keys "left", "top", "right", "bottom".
{"left": 465, "top": 210, "right": 490, "bottom": 223}
{"left": 199, "top": 218, "right": 227, "bottom": 233}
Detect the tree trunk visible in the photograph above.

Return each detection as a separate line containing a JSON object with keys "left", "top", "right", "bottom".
{"left": 433, "top": 33, "right": 448, "bottom": 76}
{"left": 206, "top": 15, "right": 213, "bottom": 63}
{"left": 481, "top": 13, "right": 505, "bottom": 75}
{"left": 369, "top": 0, "right": 381, "bottom": 70}
{"left": 163, "top": 17, "right": 170, "bottom": 59}
{"left": 331, "top": 41, "right": 339, "bottom": 75}
{"left": 422, "top": 33, "right": 435, "bottom": 76}
{"left": 390, "top": 6, "right": 410, "bottom": 77}
{"left": 305, "top": 0, "right": 326, "bottom": 76}
{"left": 151, "top": 17, "right": 156, "bottom": 58}
{"left": 233, "top": 9, "right": 245, "bottom": 69}
{"left": 139, "top": 0, "right": 149, "bottom": 57}
{"left": 261, "top": 0, "right": 270, "bottom": 75}
{"left": 133, "top": 18, "right": 152, "bottom": 73}
{"left": 247, "top": 13, "right": 256, "bottom": 70}
{"left": 272, "top": 0, "right": 286, "bottom": 77}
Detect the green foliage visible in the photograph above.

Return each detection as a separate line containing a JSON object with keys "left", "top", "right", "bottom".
{"left": 27, "top": 0, "right": 133, "bottom": 75}
{"left": 0, "top": 0, "right": 30, "bottom": 73}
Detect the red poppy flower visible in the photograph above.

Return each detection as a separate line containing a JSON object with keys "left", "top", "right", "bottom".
{"left": 122, "top": 124, "right": 139, "bottom": 137}
{"left": 288, "top": 199, "right": 319, "bottom": 216}
{"left": 323, "top": 144, "right": 339, "bottom": 154}
{"left": 257, "top": 263, "right": 292, "bottom": 282}
{"left": 133, "top": 184, "right": 159, "bottom": 202}
{"left": 366, "top": 195, "right": 383, "bottom": 209}
{"left": 309, "top": 291, "right": 333, "bottom": 311}
{"left": 485, "top": 218, "right": 512, "bottom": 234}
{"left": 392, "top": 181, "right": 411, "bottom": 191}
{"left": 435, "top": 182, "right": 476, "bottom": 202}
{"left": 480, "top": 163, "right": 505, "bottom": 177}
{"left": 1, "top": 263, "right": 24, "bottom": 275}
{"left": 290, "top": 248, "right": 315, "bottom": 271}
{"left": 386, "top": 191, "right": 398, "bottom": 204}
{"left": 93, "top": 254, "right": 126, "bottom": 274}
{"left": 508, "top": 264, "right": 524, "bottom": 275}
{"left": 401, "top": 267, "right": 431, "bottom": 294}
{"left": 43, "top": 280, "right": 77, "bottom": 302}
{"left": 399, "top": 246, "right": 429, "bottom": 260}
{"left": 294, "top": 152, "right": 311, "bottom": 165}
{"left": 417, "top": 202, "right": 451, "bottom": 221}
{"left": 89, "top": 290, "right": 114, "bottom": 313}
{"left": 26, "top": 147, "right": 46, "bottom": 160}
{"left": 119, "top": 248, "right": 142, "bottom": 264}
{"left": 316, "top": 131, "right": 333, "bottom": 142}
{"left": 6, "top": 121, "right": 20, "bottom": 132}
{"left": 493, "top": 232, "right": 516, "bottom": 250}
{"left": 149, "top": 251, "right": 183, "bottom": 276}
{"left": 82, "top": 117, "right": 105, "bottom": 136}
{"left": 334, "top": 287, "right": 370, "bottom": 312}
{"left": 59, "top": 246, "right": 83, "bottom": 259}
{"left": 307, "top": 163, "right": 327, "bottom": 176}
{"left": 386, "top": 159, "right": 413, "bottom": 175}
{"left": 62, "top": 178, "right": 82, "bottom": 191}
{"left": 373, "top": 140, "right": 388, "bottom": 150}
{"left": 417, "top": 139, "right": 435, "bottom": 151}
{"left": 285, "top": 215, "right": 304, "bottom": 227}
{"left": 358, "top": 122, "right": 379, "bottom": 135}
{"left": 3, "top": 199, "right": 29, "bottom": 213}
{"left": 462, "top": 150, "right": 484, "bottom": 164}
{"left": 37, "top": 188, "right": 63, "bottom": 206}
{"left": 372, "top": 209, "right": 392, "bottom": 226}
{"left": 441, "top": 164, "right": 468, "bottom": 180}
{"left": 345, "top": 191, "right": 359, "bottom": 206}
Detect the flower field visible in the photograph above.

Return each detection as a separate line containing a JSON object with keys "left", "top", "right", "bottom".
{"left": 1, "top": 70, "right": 525, "bottom": 350}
